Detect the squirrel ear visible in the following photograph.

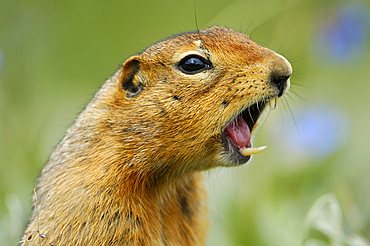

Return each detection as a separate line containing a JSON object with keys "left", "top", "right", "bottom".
{"left": 119, "top": 56, "right": 144, "bottom": 97}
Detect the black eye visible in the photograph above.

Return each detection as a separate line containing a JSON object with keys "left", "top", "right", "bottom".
{"left": 178, "top": 55, "right": 212, "bottom": 74}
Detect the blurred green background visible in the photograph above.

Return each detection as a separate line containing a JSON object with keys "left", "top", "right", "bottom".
{"left": 1, "top": 0, "right": 369, "bottom": 245}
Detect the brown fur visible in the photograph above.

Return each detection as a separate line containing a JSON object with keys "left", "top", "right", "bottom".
{"left": 22, "top": 26, "right": 291, "bottom": 245}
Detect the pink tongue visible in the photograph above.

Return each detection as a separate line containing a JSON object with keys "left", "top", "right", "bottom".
{"left": 225, "top": 117, "right": 251, "bottom": 148}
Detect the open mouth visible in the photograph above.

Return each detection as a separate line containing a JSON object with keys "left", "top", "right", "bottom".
{"left": 222, "top": 99, "right": 270, "bottom": 164}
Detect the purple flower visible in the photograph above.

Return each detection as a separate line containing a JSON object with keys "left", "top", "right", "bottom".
{"left": 315, "top": 3, "right": 369, "bottom": 62}
{"left": 270, "top": 105, "right": 348, "bottom": 161}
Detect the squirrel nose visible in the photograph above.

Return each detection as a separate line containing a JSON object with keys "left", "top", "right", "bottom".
{"left": 269, "top": 54, "right": 292, "bottom": 97}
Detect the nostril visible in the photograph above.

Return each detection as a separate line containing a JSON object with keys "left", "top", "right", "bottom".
{"left": 269, "top": 53, "right": 292, "bottom": 97}
{"left": 270, "top": 73, "right": 290, "bottom": 97}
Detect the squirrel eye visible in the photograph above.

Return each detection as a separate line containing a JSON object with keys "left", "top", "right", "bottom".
{"left": 178, "top": 55, "right": 212, "bottom": 74}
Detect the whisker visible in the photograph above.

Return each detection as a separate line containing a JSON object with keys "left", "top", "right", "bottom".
{"left": 258, "top": 105, "right": 272, "bottom": 132}
{"left": 244, "top": 21, "right": 254, "bottom": 36}
{"left": 282, "top": 97, "right": 300, "bottom": 134}
{"left": 248, "top": 105, "right": 254, "bottom": 124}
{"left": 248, "top": 20, "right": 275, "bottom": 39}
{"left": 193, "top": 0, "right": 200, "bottom": 34}
{"left": 290, "top": 81, "right": 310, "bottom": 88}
{"left": 286, "top": 93, "right": 298, "bottom": 103}
{"left": 288, "top": 89, "right": 306, "bottom": 102}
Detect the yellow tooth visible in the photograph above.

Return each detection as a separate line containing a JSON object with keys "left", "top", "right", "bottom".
{"left": 239, "top": 146, "right": 267, "bottom": 156}
{"left": 268, "top": 100, "right": 273, "bottom": 110}
{"left": 268, "top": 98, "right": 277, "bottom": 110}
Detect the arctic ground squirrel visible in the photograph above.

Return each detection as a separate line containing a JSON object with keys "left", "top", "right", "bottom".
{"left": 22, "top": 26, "right": 292, "bottom": 245}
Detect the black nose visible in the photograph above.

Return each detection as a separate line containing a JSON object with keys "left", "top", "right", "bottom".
{"left": 270, "top": 74, "right": 290, "bottom": 97}
{"left": 269, "top": 54, "right": 292, "bottom": 97}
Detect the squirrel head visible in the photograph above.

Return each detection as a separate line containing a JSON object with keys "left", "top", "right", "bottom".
{"left": 105, "top": 26, "right": 292, "bottom": 176}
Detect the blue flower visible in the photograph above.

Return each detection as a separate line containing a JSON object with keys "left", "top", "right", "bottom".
{"left": 270, "top": 105, "right": 348, "bottom": 161}
{"left": 315, "top": 3, "right": 369, "bottom": 63}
